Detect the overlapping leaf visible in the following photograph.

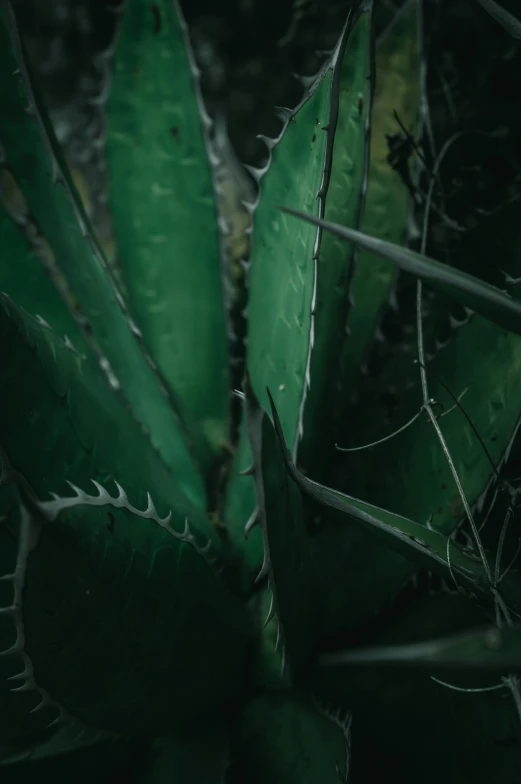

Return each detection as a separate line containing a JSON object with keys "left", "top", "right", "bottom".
{"left": 224, "top": 56, "right": 335, "bottom": 575}
{"left": 0, "top": 2, "right": 204, "bottom": 508}
{"left": 336, "top": 0, "right": 420, "bottom": 402}
{"left": 298, "top": 2, "right": 372, "bottom": 477}
{"left": 278, "top": 206, "right": 521, "bottom": 334}
{"left": 105, "top": 0, "right": 230, "bottom": 482}
{"left": 225, "top": 10, "right": 376, "bottom": 576}
{"left": 244, "top": 380, "right": 321, "bottom": 682}
{"left": 0, "top": 294, "right": 249, "bottom": 739}
{"left": 268, "top": 393, "right": 521, "bottom": 629}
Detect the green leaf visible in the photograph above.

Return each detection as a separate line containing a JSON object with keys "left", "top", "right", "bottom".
{"left": 225, "top": 16, "right": 357, "bottom": 578}
{"left": 277, "top": 206, "right": 521, "bottom": 335}
{"left": 0, "top": 294, "right": 250, "bottom": 740}
{"left": 337, "top": 0, "right": 420, "bottom": 402}
{"left": 227, "top": 691, "right": 351, "bottom": 784}
{"left": 105, "top": 0, "right": 230, "bottom": 481}
{"left": 316, "top": 592, "right": 521, "bottom": 784}
{"left": 0, "top": 169, "right": 86, "bottom": 350}
{"left": 319, "top": 622, "right": 521, "bottom": 673}
{"left": 0, "top": 2, "right": 204, "bottom": 508}
{"left": 267, "top": 391, "right": 521, "bottom": 627}
{"left": 243, "top": 379, "right": 322, "bottom": 682}
{"left": 298, "top": 3, "right": 373, "bottom": 477}
{"left": 334, "top": 197, "right": 521, "bottom": 637}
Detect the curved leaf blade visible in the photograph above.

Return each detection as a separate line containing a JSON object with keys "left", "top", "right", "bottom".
{"left": 278, "top": 206, "right": 521, "bottom": 334}
{"left": 105, "top": 0, "right": 230, "bottom": 480}
{"left": 320, "top": 623, "right": 521, "bottom": 673}
{"left": 224, "top": 16, "right": 355, "bottom": 577}
{"left": 339, "top": 0, "right": 420, "bottom": 398}
{"left": 299, "top": 2, "right": 373, "bottom": 476}
{"left": 0, "top": 294, "right": 249, "bottom": 740}
{"left": 0, "top": 2, "right": 204, "bottom": 508}
{"left": 267, "top": 390, "right": 521, "bottom": 622}
{"left": 244, "top": 379, "right": 321, "bottom": 682}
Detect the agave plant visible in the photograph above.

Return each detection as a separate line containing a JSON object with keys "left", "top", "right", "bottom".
{"left": 2, "top": 0, "right": 521, "bottom": 781}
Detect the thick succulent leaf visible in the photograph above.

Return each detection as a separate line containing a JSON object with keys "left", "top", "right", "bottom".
{"left": 0, "top": 170, "right": 87, "bottom": 349}
{"left": 0, "top": 294, "right": 249, "bottom": 742}
{"left": 227, "top": 691, "right": 351, "bottom": 784}
{"left": 298, "top": 3, "right": 372, "bottom": 475}
{"left": 244, "top": 379, "right": 322, "bottom": 681}
{"left": 0, "top": 2, "right": 204, "bottom": 508}
{"left": 278, "top": 206, "right": 521, "bottom": 334}
{"left": 316, "top": 592, "right": 521, "bottom": 784}
{"left": 333, "top": 198, "right": 521, "bottom": 634}
{"left": 337, "top": 0, "right": 420, "bottom": 400}
{"left": 268, "top": 392, "right": 521, "bottom": 623}
{"left": 475, "top": 0, "right": 521, "bottom": 38}
{"left": 224, "top": 15, "right": 356, "bottom": 578}
{"left": 105, "top": 0, "right": 230, "bottom": 480}
{"left": 319, "top": 622, "right": 521, "bottom": 673}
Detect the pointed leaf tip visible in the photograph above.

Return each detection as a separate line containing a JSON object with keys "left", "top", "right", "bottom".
{"left": 277, "top": 205, "right": 521, "bottom": 336}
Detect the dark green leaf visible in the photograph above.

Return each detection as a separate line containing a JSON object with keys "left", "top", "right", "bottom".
{"left": 244, "top": 378, "right": 322, "bottom": 682}
{"left": 267, "top": 390, "right": 521, "bottom": 621}
{"left": 224, "top": 36, "right": 339, "bottom": 577}
{"left": 299, "top": 3, "right": 372, "bottom": 476}
{"left": 105, "top": 0, "right": 230, "bottom": 479}
{"left": 340, "top": 196, "right": 521, "bottom": 634}
{"left": 0, "top": 294, "right": 249, "bottom": 740}
{"left": 0, "top": 2, "right": 204, "bottom": 507}
{"left": 337, "top": 0, "right": 420, "bottom": 400}
{"left": 316, "top": 592, "right": 521, "bottom": 784}
{"left": 278, "top": 206, "right": 521, "bottom": 335}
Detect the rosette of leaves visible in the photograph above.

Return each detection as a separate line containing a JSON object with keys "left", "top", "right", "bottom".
{"left": 1, "top": 0, "right": 521, "bottom": 782}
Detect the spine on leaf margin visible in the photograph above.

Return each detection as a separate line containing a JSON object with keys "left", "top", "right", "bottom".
{"left": 297, "top": 1, "right": 374, "bottom": 476}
